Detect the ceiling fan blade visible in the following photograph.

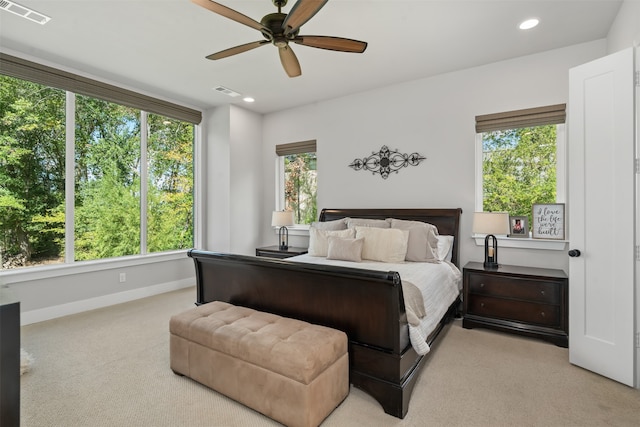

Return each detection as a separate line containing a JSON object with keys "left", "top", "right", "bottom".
{"left": 191, "top": 0, "right": 268, "bottom": 32}
{"left": 292, "top": 36, "right": 367, "bottom": 53}
{"left": 206, "top": 40, "right": 269, "bottom": 60}
{"left": 278, "top": 46, "right": 302, "bottom": 78}
{"left": 282, "top": 0, "right": 328, "bottom": 35}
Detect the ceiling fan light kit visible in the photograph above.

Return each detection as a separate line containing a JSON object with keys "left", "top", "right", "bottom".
{"left": 192, "top": 0, "right": 368, "bottom": 77}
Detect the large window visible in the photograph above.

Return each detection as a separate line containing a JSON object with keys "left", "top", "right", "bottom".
{"left": 0, "top": 76, "right": 66, "bottom": 269}
{"left": 0, "top": 55, "right": 199, "bottom": 270}
{"left": 74, "top": 96, "right": 142, "bottom": 261}
{"left": 475, "top": 104, "right": 566, "bottom": 229}
{"left": 276, "top": 140, "right": 317, "bottom": 225}
{"left": 146, "top": 114, "right": 194, "bottom": 253}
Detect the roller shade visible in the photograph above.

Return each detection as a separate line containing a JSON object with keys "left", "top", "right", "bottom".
{"left": 476, "top": 104, "right": 566, "bottom": 133}
{"left": 275, "top": 140, "right": 316, "bottom": 156}
{"left": 0, "top": 53, "right": 202, "bottom": 124}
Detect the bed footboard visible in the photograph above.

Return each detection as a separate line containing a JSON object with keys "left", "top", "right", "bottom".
{"left": 188, "top": 249, "right": 420, "bottom": 418}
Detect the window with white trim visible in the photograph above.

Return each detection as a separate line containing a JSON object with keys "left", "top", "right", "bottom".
{"left": 0, "top": 54, "right": 199, "bottom": 270}
{"left": 275, "top": 140, "right": 317, "bottom": 225}
{"left": 475, "top": 104, "right": 566, "bottom": 233}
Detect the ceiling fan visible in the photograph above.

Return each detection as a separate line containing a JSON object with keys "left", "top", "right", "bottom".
{"left": 191, "top": 0, "right": 368, "bottom": 78}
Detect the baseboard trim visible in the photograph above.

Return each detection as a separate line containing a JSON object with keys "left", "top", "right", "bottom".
{"left": 21, "top": 279, "right": 194, "bottom": 325}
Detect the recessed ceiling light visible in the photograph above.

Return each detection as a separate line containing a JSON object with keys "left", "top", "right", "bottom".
{"left": 243, "top": 97, "right": 255, "bottom": 103}
{"left": 0, "top": 0, "right": 51, "bottom": 25}
{"left": 519, "top": 18, "right": 539, "bottom": 30}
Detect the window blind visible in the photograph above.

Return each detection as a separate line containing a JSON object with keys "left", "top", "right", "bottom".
{"left": 275, "top": 140, "right": 317, "bottom": 156}
{"left": 0, "top": 53, "right": 202, "bottom": 124}
{"left": 475, "top": 104, "right": 566, "bottom": 133}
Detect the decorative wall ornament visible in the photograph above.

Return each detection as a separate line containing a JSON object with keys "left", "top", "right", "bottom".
{"left": 349, "top": 145, "right": 426, "bottom": 179}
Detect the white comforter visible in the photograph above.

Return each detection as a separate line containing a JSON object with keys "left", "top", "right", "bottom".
{"left": 288, "top": 254, "right": 462, "bottom": 355}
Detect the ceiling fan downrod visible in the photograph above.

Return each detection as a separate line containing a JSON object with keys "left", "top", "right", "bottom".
{"left": 272, "top": 0, "right": 287, "bottom": 13}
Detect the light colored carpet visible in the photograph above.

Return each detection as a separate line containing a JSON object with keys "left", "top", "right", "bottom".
{"left": 20, "top": 286, "right": 640, "bottom": 427}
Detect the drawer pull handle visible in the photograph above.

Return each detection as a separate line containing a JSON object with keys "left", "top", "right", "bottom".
{"left": 540, "top": 290, "right": 545, "bottom": 296}
{"left": 480, "top": 302, "right": 485, "bottom": 308}
{"left": 480, "top": 283, "right": 485, "bottom": 288}
{"left": 540, "top": 312, "right": 545, "bottom": 317}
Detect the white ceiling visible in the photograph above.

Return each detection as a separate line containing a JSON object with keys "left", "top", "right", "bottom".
{"left": 0, "top": 0, "right": 623, "bottom": 115}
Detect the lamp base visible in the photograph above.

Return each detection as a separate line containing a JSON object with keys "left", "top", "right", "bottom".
{"left": 483, "top": 261, "right": 499, "bottom": 269}
{"left": 278, "top": 226, "right": 289, "bottom": 251}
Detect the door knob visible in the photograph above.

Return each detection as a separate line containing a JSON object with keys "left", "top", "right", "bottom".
{"left": 568, "top": 249, "right": 581, "bottom": 257}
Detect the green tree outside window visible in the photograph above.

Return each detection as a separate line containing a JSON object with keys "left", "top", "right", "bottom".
{"left": 482, "top": 125, "right": 557, "bottom": 227}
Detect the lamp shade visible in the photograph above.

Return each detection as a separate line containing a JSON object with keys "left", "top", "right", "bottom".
{"left": 272, "top": 210, "right": 294, "bottom": 227}
{"left": 473, "top": 212, "right": 510, "bottom": 235}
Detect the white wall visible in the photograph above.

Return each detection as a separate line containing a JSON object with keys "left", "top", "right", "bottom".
{"left": 1, "top": 254, "right": 194, "bottom": 325}
{"left": 607, "top": 0, "right": 640, "bottom": 53}
{"left": 203, "top": 106, "right": 231, "bottom": 252}
{"left": 260, "top": 40, "right": 608, "bottom": 272}
{"left": 229, "top": 105, "right": 264, "bottom": 255}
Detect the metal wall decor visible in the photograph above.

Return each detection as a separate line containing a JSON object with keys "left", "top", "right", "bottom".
{"left": 349, "top": 145, "right": 426, "bottom": 179}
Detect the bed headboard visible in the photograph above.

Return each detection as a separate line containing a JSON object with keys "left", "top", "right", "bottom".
{"left": 318, "top": 208, "right": 463, "bottom": 268}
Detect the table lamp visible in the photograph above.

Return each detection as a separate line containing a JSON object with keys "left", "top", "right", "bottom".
{"left": 272, "top": 210, "right": 294, "bottom": 250}
{"left": 473, "top": 212, "right": 510, "bottom": 269}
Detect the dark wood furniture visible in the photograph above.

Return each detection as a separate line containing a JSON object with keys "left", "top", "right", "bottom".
{"left": 462, "top": 262, "right": 568, "bottom": 347}
{"left": 255, "top": 245, "right": 307, "bottom": 259}
{"left": 188, "top": 208, "right": 462, "bottom": 419}
{"left": 1, "top": 301, "right": 20, "bottom": 427}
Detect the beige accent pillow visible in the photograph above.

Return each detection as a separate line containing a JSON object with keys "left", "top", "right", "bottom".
{"left": 346, "top": 218, "right": 391, "bottom": 229}
{"left": 327, "top": 237, "right": 364, "bottom": 262}
{"left": 354, "top": 226, "right": 409, "bottom": 263}
{"left": 310, "top": 218, "right": 348, "bottom": 230}
{"left": 308, "top": 228, "right": 355, "bottom": 257}
{"left": 389, "top": 218, "right": 440, "bottom": 262}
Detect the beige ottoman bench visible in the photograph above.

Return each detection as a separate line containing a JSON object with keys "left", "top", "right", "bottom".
{"left": 170, "top": 301, "right": 349, "bottom": 427}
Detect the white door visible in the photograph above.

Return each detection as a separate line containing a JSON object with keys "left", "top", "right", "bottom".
{"left": 568, "top": 47, "right": 635, "bottom": 387}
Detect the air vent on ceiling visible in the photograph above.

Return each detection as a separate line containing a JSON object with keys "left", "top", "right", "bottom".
{"left": 0, "top": 0, "right": 51, "bottom": 24}
{"left": 213, "top": 86, "right": 241, "bottom": 98}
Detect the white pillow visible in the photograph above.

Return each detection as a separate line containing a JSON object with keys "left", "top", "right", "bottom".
{"left": 310, "top": 218, "right": 348, "bottom": 230}
{"left": 347, "top": 218, "right": 391, "bottom": 229}
{"left": 437, "top": 235, "right": 455, "bottom": 262}
{"left": 354, "top": 226, "right": 409, "bottom": 263}
{"left": 327, "top": 237, "right": 364, "bottom": 262}
{"left": 389, "top": 218, "right": 439, "bottom": 262}
{"left": 308, "top": 228, "right": 355, "bottom": 257}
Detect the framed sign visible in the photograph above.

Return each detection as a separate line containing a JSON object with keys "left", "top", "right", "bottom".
{"left": 532, "top": 203, "right": 565, "bottom": 240}
{"left": 509, "top": 216, "right": 529, "bottom": 238}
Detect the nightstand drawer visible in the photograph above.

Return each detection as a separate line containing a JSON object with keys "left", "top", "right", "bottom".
{"left": 467, "top": 273, "right": 560, "bottom": 305}
{"left": 467, "top": 296, "right": 561, "bottom": 327}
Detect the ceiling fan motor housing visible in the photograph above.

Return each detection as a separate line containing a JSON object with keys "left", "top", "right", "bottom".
{"left": 261, "top": 12, "right": 298, "bottom": 46}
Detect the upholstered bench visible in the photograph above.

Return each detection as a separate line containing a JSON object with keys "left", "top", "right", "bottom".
{"left": 170, "top": 301, "right": 349, "bottom": 427}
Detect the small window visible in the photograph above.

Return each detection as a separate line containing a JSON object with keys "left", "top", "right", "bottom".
{"left": 475, "top": 105, "right": 566, "bottom": 228}
{"left": 276, "top": 140, "right": 317, "bottom": 225}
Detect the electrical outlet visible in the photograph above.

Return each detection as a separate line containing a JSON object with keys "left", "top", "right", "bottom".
{"left": 119, "top": 273, "right": 126, "bottom": 283}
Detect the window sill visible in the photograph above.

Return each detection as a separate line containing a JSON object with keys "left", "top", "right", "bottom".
{"left": 272, "top": 225, "right": 310, "bottom": 237}
{"left": 0, "top": 250, "right": 189, "bottom": 284}
{"left": 473, "top": 235, "right": 568, "bottom": 251}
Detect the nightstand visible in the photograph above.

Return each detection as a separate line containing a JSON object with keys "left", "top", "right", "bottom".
{"left": 462, "top": 261, "right": 568, "bottom": 347}
{"left": 255, "top": 245, "right": 308, "bottom": 259}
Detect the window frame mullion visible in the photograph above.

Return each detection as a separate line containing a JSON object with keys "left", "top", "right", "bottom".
{"left": 140, "top": 111, "right": 148, "bottom": 255}
{"left": 65, "top": 91, "right": 75, "bottom": 264}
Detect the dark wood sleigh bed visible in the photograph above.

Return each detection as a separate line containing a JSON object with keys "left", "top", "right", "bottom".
{"left": 188, "top": 208, "right": 462, "bottom": 419}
